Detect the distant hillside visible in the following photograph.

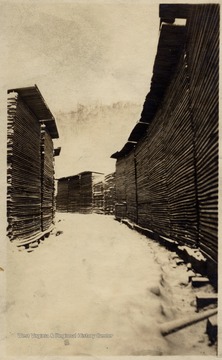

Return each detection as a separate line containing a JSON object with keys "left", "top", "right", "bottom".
{"left": 54, "top": 101, "right": 142, "bottom": 178}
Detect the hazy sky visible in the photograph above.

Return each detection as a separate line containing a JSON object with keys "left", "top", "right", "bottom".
{"left": 2, "top": 0, "right": 160, "bottom": 176}
{"left": 3, "top": 1, "right": 159, "bottom": 109}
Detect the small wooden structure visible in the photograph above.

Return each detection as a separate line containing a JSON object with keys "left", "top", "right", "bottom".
{"left": 7, "top": 85, "right": 59, "bottom": 246}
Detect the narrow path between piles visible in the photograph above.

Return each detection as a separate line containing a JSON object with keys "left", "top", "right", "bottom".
{"left": 6, "top": 213, "right": 216, "bottom": 356}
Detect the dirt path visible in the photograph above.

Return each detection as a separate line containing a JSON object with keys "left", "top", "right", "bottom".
{"left": 6, "top": 213, "right": 216, "bottom": 356}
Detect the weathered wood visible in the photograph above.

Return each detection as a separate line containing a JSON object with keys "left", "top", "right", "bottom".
{"left": 206, "top": 315, "right": 217, "bottom": 343}
{"left": 113, "top": 4, "right": 218, "bottom": 280}
{"left": 104, "top": 172, "right": 116, "bottom": 215}
{"left": 7, "top": 86, "right": 59, "bottom": 245}
{"left": 160, "top": 308, "right": 217, "bottom": 336}
{"left": 191, "top": 276, "right": 209, "bottom": 288}
{"left": 57, "top": 172, "right": 107, "bottom": 214}
{"left": 41, "top": 126, "right": 55, "bottom": 231}
{"left": 7, "top": 93, "right": 42, "bottom": 241}
{"left": 196, "top": 294, "right": 218, "bottom": 310}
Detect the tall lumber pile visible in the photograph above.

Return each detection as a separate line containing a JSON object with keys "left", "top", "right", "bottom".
{"left": 79, "top": 172, "right": 93, "bottom": 213}
{"left": 92, "top": 173, "right": 105, "bottom": 214}
{"left": 41, "top": 125, "right": 55, "bottom": 231}
{"left": 185, "top": 5, "right": 219, "bottom": 262}
{"left": 125, "top": 152, "right": 137, "bottom": 223}
{"left": 112, "top": 4, "right": 218, "bottom": 278}
{"left": 56, "top": 172, "right": 105, "bottom": 214}
{"left": 7, "top": 92, "right": 42, "bottom": 242}
{"left": 68, "top": 175, "right": 81, "bottom": 213}
{"left": 93, "top": 180, "right": 104, "bottom": 214}
{"left": 104, "top": 172, "right": 116, "bottom": 215}
{"left": 7, "top": 86, "right": 59, "bottom": 245}
{"left": 115, "top": 158, "right": 127, "bottom": 219}
{"left": 56, "top": 178, "right": 69, "bottom": 212}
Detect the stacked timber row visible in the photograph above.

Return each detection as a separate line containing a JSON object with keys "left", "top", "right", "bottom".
{"left": 184, "top": 5, "right": 219, "bottom": 264}
{"left": 56, "top": 177, "right": 69, "bottom": 212}
{"left": 104, "top": 172, "right": 116, "bottom": 215}
{"left": 93, "top": 177, "right": 105, "bottom": 214}
{"left": 68, "top": 175, "right": 81, "bottom": 212}
{"left": 7, "top": 85, "right": 59, "bottom": 246}
{"left": 115, "top": 158, "right": 127, "bottom": 219}
{"left": 53, "top": 147, "right": 61, "bottom": 218}
{"left": 56, "top": 172, "right": 116, "bottom": 215}
{"left": 41, "top": 125, "right": 55, "bottom": 231}
{"left": 56, "top": 171, "right": 104, "bottom": 213}
{"left": 111, "top": 4, "right": 219, "bottom": 280}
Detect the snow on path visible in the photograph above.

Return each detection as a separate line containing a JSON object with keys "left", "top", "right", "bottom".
{"left": 6, "top": 214, "right": 216, "bottom": 356}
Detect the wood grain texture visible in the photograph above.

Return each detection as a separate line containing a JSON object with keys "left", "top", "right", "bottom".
{"left": 7, "top": 88, "right": 58, "bottom": 245}
{"left": 114, "top": 4, "right": 218, "bottom": 268}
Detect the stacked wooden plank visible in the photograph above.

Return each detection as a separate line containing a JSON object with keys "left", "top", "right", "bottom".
{"left": 93, "top": 180, "right": 104, "bottom": 214}
{"left": 104, "top": 172, "right": 116, "bottom": 215}
{"left": 52, "top": 158, "right": 57, "bottom": 221}
{"left": 112, "top": 4, "right": 218, "bottom": 274}
{"left": 41, "top": 126, "right": 54, "bottom": 231}
{"left": 134, "top": 25, "right": 186, "bottom": 236}
{"left": 57, "top": 172, "right": 105, "bottom": 214}
{"left": 7, "top": 93, "right": 42, "bottom": 242}
{"left": 68, "top": 175, "right": 81, "bottom": 212}
{"left": 56, "top": 178, "right": 69, "bottom": 212}
{"left": 125, "top": 151, "right": 137, "bottom": 223}
{"left": 7, "top": 92, "right": 19, "bottom": 240}
{"left": 79, "top": 172, "right": 93, "bottom": 213}
{"left": 145, "top": 117, "right": 169, "bottom": 237}
{"left": 135, "top": 114, "right": 170, "bottom": 236}
{"left": 115, "top": 158, "right": 126, "bottom": 204}
{"left": 115, "top": 158, "right": 127, "bottom": 219}
{"left": 135, "top": 138, "right": 152, "bottom": 229}
{"left": 186, "top": 5, "right": 219, "bottom": 262}
{"left": 162, "top": 54, "right": 198, "bottom": 245}
{"left": 7, "top": 86, "right": 59, "bottom": 246}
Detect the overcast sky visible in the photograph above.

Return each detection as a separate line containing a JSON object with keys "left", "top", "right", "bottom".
{"left": 2, "top": 0, "right": 161, "bottom": 176}
{"left": 3, "top": 1, "right": 159, "bottom": 108}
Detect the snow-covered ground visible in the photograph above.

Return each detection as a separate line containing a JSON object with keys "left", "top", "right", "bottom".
{"left": 5, "top": 213, "right": 217, "bottom": 356}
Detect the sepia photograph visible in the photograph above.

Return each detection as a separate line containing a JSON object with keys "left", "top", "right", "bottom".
{"left": 0, "top": 0, "right": 220, "bottom": 358}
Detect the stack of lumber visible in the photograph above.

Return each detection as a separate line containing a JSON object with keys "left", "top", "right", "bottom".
{"left": 136, "top": 140, "right": 152, "bottom": 229}
{"left": 115, "top": 158, "right": 126, "bottom": 204}
{"left": 92, "top": 173, "right": 104, "bottom": 214}
{"left": 104, "top": 172, "right": 116, "bottom": 215}
{"left": 7, "top": 94, "right": 42, "bottom": 242}
{"left": 7, "top": 92, "right": 17, "bottom": 240}
{"left": 56, "top": 178, "right": 69, "bottom": 212}
{"left": 7, "top": 86, "right": 59, "bottom": 246}
{"left": 68, "top": 175, "right": 81, "bottom": 213}
{"left": 115, "top": 158, "right": 127, "bottom": 219}
{"left": 79, "top": 172, "right": 93, "bottom": 213}
{"left": 162, "top": 54, "right": 198, "bottom": 245}
{"left": 186, "top": 5, "right": 219, "bottom": 262}
{"left": 112, "top": 4, "right": 218, "bottom": 274}
{"left": 56, "top": 172, "right": 105, "bottom": 214}
{"left": 136, "top": 23, "right": 187, "bottom": 238}
{"left": 41, "top": 126, "right": 54, "bottom": 231}
{"left": 125, "top": 152, "right": 137, "bottom": 223}
{"left": 115, "top": 203, "right": 127, "bottom": 219}
{"left": 93, "top": 180, "right": 104, "bottom": 214}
